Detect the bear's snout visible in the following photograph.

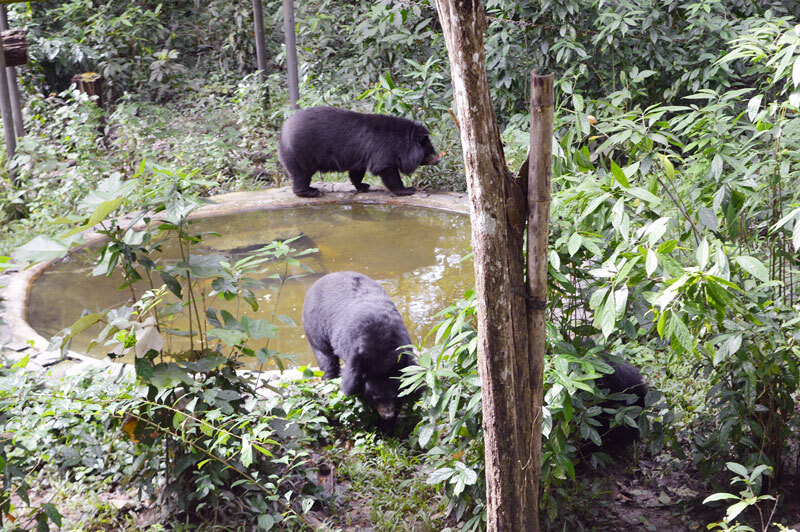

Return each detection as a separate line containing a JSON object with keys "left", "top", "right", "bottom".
{"left": 375, "top": 401, "right": 397, "bottom": 421}
{"left": 423, "top": 152, "right": 441, "bottom": 166}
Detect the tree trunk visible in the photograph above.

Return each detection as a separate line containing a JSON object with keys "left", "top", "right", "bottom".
{"left": 434, "top": 1, "right": 538, "bottom": 530}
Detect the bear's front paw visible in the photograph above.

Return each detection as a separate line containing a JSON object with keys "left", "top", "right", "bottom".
{"left": 355, "top": 183, "right": 371, "bottom": 192}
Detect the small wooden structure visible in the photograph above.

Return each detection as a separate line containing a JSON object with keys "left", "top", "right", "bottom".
{"left": 71, "top": 72, "right": 103, "bottom": 109}
{"left": 0, "top": 2, "right": 29, "bottom": 163}
{"left": 1, "top": 28, "right": 26, "bottom": 66}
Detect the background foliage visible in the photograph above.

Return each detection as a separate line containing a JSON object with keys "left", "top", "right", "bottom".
{"left": 1, "top": 0, "right": 800, "bottom": 530}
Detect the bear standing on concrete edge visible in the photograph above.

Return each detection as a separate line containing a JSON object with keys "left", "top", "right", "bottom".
{"left": 302, "top": 271, "right": 415, "bottom": 426}
{"left": 278, "top": 106, "right": 441, "bottom": 198}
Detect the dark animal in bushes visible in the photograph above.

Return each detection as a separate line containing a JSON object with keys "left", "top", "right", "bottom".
{"left": 302, "top": 271, "right": 416, "bottom": 427}
{"left": 278, "top": 106, "right": 441, "bottom": 198}
{"left": 585, "top": 360, "right": 648, "bottom": 453}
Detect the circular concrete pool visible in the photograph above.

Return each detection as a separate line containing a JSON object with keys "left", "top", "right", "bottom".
{"left": 23, "top": 186, "right": 473, "bottom": 369}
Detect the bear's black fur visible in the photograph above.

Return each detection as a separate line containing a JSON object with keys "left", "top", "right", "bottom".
{"left": 302, "top": 271, "right": 415, "bottom": 426}
{"left": 594, "top": 360, "right": 648, "bottom": 450}
{"left": 278, "top": 106, "right": 440, "bottom": 198}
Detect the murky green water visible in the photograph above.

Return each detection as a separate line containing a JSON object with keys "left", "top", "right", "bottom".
{"left": 28, "top": 204, "right": 473, "bottom": 369}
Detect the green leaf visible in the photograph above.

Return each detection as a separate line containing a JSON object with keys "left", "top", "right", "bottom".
{"left": 41, "top": 503, "right": 62, "bottom": 527}
{"left": 207, "top": 328, "right": 248, "bottom": 346}
{"left": 11, "top": 354, "right": 29, "bottom": 369}
{"left": 62, "top": 197, "right": 124, "bottom": 237}
{"left": 793, "top": 55, "right": 800, "bottom": 87}
{"left": 645, "top": 217, "right": 671, "bottom": 247}
{"left": 253, "top": 443, "right": 273, "bottom": 457}
{"left": 656, "top": 311, "right": 667, "bottom": 338}
{"left": 610, "top": 160, "right": 629, "bottom": 188}
{"left": 733, "top": 256, "right": 769, "bottom": 282}
{"left": 427, "top": 467, "right": 455, "bottom": 484}
{"left": 13, "top": 235, "right": 69, "bottom": 263}
{"left": 696, "top": 238, "right": 709, "bottom": 270}
{"left": 257, "top": 514, "right": 276, "bottom": 531}
{"left": 172, "top": 411, "right": 186, "bottom": 429}
{"left": 418, "top": 423, "right": 436, "bottom": 448}
{"left": 702, "top": 492, "right": 739, "bottom": 504}
{"left": 68, "top": 312, "right": 105, "bottom": 337}
{"left": 670, "top": 313, "right": 694, "bottom": 353}
{"left": 572, "top": 93, "right": 584, "bottom": 113}
{"left": 645, "top": 248, "right": 658, "bottom": 276}
{"left": 657, "top": 153, "right": 674, "bottom": 180}
{"left": 793, "top": 222, "right": 800, "bottom": 252}
{"left": 595, "top": 291, "right": 616, "bottom": 339}
{"left": 567, "top": 232, "right": 582, "bottom": 256}
{"left": 747, "top": 94, "right": 763, "bottom": 122}
{"left": 726, "top": 462, "right": 749, "bottom": 478}
{"left": 302, "top": 498, "right": 314, "bottom": 514}
{"left": 241, "top": 316, "right": 278, "bottom": 339}
{"left": 725, "top": 501, "right": 749, "bottom": 522}
{"left": 627, "top": 187, "right": 661, "bottom": 205}
{"left": 240, "top": 436, "right": 253, "bottom": 467}
{"left": 159, "top": 271, "right": 183, "bottom": 299}
{"left": 149, "top": 363, "right": 195, "bottom": 391}
{"left": 578, "top": 193, "right": 611, "bottom": 222}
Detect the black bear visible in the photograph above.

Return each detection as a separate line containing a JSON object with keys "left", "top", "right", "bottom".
{"left": 594, "top": 360, "right": 648, "bottom": 449}
{"left": 278, "top": 106, "right": 440, "bottom": 198}
{"left": 578, "top": 357, "right": 648, "bottom": 456}
{"left": 302, "top": 271, "right": 415, "bottom": 426}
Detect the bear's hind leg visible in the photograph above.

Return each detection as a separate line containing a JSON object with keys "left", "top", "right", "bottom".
{"left": 291, "top": 171, "right": 321, "bottom": 198}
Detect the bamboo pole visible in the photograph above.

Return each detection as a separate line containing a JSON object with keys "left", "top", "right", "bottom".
{"left": 0, "top": 6, "right": 23, "bottom": 138}
{"left": 526, "top": 69, "right": 554, "bottom": 518}
{"left": 282, "top": 0, "right": 299, "bottom": 108}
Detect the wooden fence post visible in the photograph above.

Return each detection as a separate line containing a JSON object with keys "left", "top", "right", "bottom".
{"left": 526, "top": 69, "right": 554, "bottom": 521}
{"left": 0, "top": 6, "right": 23, "bottom": 139}
{"left": 282, "top": 0, "right": 299, "bottom": 108}
{"left": 251, "top": 0, "right": 270, "bottom": 107}
{"left": 0, "top": 11, "right": 15, "bottom": 163}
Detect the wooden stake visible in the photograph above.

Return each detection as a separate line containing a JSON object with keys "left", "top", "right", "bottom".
{"left": 251, "top": 0, "right": 270, "bottom": 108}
{"left": 282, "top": 0, "right": 299, "bottom": 108}
{"left": 0, "top": 7, "right": 23, "bottom": 138}
{"left": 251, "top": 0, "right": 268, "bottom": 83}
{"left": 0, "top": 11, "right": 15, "bottom": 163}
{"left": 526, "top": 70, "right": 554, "bottom": 518}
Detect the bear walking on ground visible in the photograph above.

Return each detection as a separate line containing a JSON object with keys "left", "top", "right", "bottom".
{"left": 302, "top": 271, "right": 416, "bottom": 426}
{"left": 278, "top": 106, "right": 441, "bottom": 198}
{"left": 577, "top": 357, "right": 648, "bottom": 457}
{"left": 594, "top": 360, "right": 648, "bottom": 449}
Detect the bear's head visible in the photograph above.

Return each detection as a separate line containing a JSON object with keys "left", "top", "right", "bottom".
{"left": 362, "top": 375, "right": 403, "bottom": 422}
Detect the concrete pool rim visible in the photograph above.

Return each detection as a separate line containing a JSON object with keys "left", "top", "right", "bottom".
{"left": 1, "top": 183, "right": 470, "bottom": 375}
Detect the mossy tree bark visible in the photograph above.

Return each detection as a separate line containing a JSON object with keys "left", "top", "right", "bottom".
{"left": 434, "top": 1, "right": 539, "bottom": 530}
